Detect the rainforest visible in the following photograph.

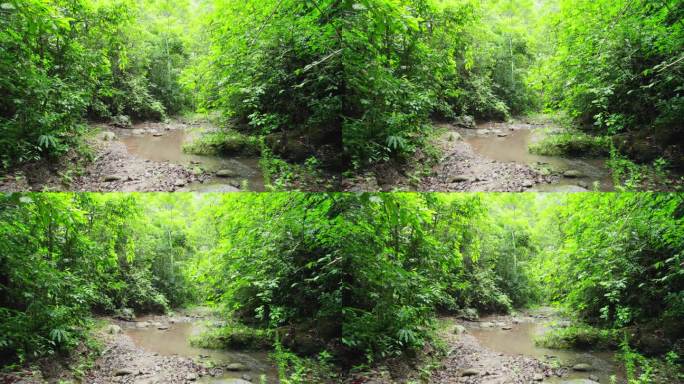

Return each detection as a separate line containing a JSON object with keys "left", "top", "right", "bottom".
{"left": 1, "top": 0, "right": 683, "bottom": 192}
{"left": 0, "top": 192, "right": 682, "bottom": 383}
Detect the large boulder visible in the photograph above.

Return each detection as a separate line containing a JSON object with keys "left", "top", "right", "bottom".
{"left": 265, "top": 132, "right": 312, "bottom": 162}
{"left": 454, "top": 115, "right": 476, "bottom": 129}
{"left": 612, "top": 132, "right": 661, "bottom": 163}
{"left": 114, "top": 308, "right": 135, "bottom": 321}
{"left": 225, "top": 363, "right": 248, "bottom": 371}
{"left": 102, "top": 131, "right": 117, "bottom": 141}
{"left": 664, "top": 145, "right": 684, "bottom": 170}
{"left": 216, "top": 169, "right": 238, "bottom": 178}
{"left": 572, "top": 363, "right": 594, "bottom": 371}
{"left": 458, "top": 308, "right": 479, "bottom": 321}
{"left": 111, "top": 115, "right": 132, "bottom": 128}
{"left": 563, "top": 170, "right": 585, "bottom": 178}
{"left": 633, "top": 333, "right": 672, "bottom": 356}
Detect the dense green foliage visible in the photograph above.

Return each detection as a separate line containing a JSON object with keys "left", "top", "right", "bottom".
{"left": 533, "top": 194, "right": 684, "bottom": 332}
{"left": 538, "top": 1, "right": 683, "bottom": 141}
{"left": 0, "top": 193, "right": 197, "bottom": 362}
{"left": 1, "top": 192, "right": 682, "bottom": 374}
{"left": 187, "top": 193, "right": 541, "bottom": 363}
{"left": 0, "top": 0, "right": 193, "bottom": 169}
{"left": 2, "top": 0, "right": 682, "bottom": 179}
{"left": 185, "top": 0, "right": 542, "bottom": 167}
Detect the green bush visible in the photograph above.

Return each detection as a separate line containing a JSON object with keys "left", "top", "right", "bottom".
{"left": 183, "top": 131, "right": 261, "bottom": 156}
{"left": 0, "top": 0, "right": 193, "bottom": 170}
{"left": 538, "top": 0, "right": 683, "bottom": 143}
{"left": 190, "top": 323, "right": 272, "bottom": 350}
{"left": 529, "top": 132, "right": 611, "bottom": 157}
{"left": 0, "top": 193, "right": 201, "bottom": 364}
{"left": 536, "top": 323, "right": 620, "bottom": 350}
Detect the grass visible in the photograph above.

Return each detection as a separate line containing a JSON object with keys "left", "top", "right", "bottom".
{"left": 535, "top": 323, "right": 620, "bottom": 350}
{"left": 190, "top": 321, "right": 272, "bottom": 350}
{"left": 183, "top": 130, "right": 261, "bottom": 156}
{"left": 529, "top": 131, "right": 611, "bottom": 157}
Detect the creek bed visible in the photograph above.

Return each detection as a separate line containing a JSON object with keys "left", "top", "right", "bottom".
{"left": 123, "top": 317, "right": 278, "bottom": 383}
{"left": 465, "top": 314, "right": 624, "bottom": 383}
{"left": 119, "top": 126, "right": 265, "bottom": 192}
{"left": 461, "top": 123, "right": 614, "bottom": 192}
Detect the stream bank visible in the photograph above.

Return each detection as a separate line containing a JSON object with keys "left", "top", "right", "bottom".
{"left": 439, "top": 310, "right": 624, "bottom": 384}
{"left": 87, "top": 312, "right": 277, "bottom": 384}
{"left": 0, "top": 120, "right": 264, "bottom": 193}
{"left": 341, "top": 119, "right": 614, "bottom": 193}
{"left": 351, "top": 309, "right": 624, "bottom": 384}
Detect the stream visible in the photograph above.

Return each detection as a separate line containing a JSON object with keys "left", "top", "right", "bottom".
{"left": 123, "top": 316, "right": 278, "bottom": 383}
{"left": 461, "top": 123, "right": 614, "bottom": 192}
{"left": 115, "top": 313, "right": 624, "bottom": 384}
{"left": 465, "top": 314, "right": 624, "bottom": 383}
{"left": 119, "top": 126, "right": 265, "bottom": 192}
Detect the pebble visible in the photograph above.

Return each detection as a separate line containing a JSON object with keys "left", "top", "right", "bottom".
{"left": 451, "top": 175, "right": 471, "bottom": 183}
{"left": 114, "top": 368, "right": 135, "bottom": 376}
{"left": 225, "top": 363, "right": 248, "bottom": 371}
{"left": 564, "top": 169, "right": 585, "bottom": 178}
{"left": 572, "top": 363, "right": 594, "bottom": 371}
{"left": 216, "top": 169, "right": 238, "bottom": 178}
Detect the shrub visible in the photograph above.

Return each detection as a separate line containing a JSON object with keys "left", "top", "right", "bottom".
{"left": 536, "top": 323, "right": 620, "bottom": 350}
{"left": 190, "top": 323, "right": 272, "bottom": 350}
{"left": 529, "top": 132, "right": 611, "bottom": 157}
{"left": 183, "top": 131, "right": 261, "bottom": 156}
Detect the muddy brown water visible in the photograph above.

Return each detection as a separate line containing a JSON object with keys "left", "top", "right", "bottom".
{"left": 120, "top": 129, "right": 265, "bottom": 192}
{"left": 466, "top": 317, "right": 624, "bottom": 383}
{"left": 462, "top": 124, "right": 614, "bottom": 192}
{"left": 124, "top": 319, "right": 278, "bottom": 383}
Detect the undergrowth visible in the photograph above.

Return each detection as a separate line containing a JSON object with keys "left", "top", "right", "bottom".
{"left": 529, "top": 131, "right": 611, "bottom": 157}
{"left": 189, "top": 322, "right": 272, "bottom": 350}
{"left": 535, "top": 323, "right": 620, "bottom": 350}
{"left": 183, "top": 130, "right": 261, "bottom": 156}
{"left": 617, "top": 336, "right": 684, "bottom": 384}
{"left": 272, "top": 335, "right": 339, "bottom": 384}
{"left": 608, "top": 150, "right": 683, "bottom": 191}
{"left": 537, "top": 324, "right": 683, "bottom": 384}
{"left": 260, "top": 148, "right": 336, "bottom": 191}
